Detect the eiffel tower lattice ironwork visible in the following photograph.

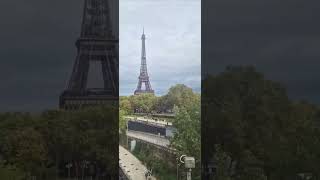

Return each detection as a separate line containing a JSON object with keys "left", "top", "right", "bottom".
{"left": 134, "top": 29, "right": 154, "bottom": 95}
{"left": 60, "top": 0, "right": 118, "bottom": 110}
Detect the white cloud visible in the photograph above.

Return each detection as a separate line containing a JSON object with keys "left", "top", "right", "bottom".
{"left": 120, "top": 0, "right": 201, "bottom": 95}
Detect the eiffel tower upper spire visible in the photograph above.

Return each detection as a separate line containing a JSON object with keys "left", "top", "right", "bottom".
{"left": 140, "top": 28, "right": 147, "bottom": 75}
{"left": 134, "top": 29, "right": 154, "bottom": 95}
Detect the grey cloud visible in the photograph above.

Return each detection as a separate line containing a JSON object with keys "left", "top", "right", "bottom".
{"left": 0, "top": 0, "right": 84, "bottom": 112}
{"left": 204, "top": 0, "right": 320, "bottom": 104}
{"left": 120, "top": 0, "right": 201, "bottom": 96}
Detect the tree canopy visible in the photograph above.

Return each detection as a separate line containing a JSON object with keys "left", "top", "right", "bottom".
{"left": 0, "top": 106, "right": 118, "bottom": 179}
{"left": 120, "top": 84, "right": 200, "bottom": 115}
{"left": 203, "top": 66, "right": 320, "bottom": 179}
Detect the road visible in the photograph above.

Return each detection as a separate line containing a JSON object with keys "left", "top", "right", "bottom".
{"left": 119, "top": 145, "right": 156, "bottom": 180}
{"left": 126, "top": 116, "right": 173, "bottom": 126}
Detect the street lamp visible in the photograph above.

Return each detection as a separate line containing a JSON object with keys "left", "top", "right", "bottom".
{"left": 81, "top": 160, "right": 90, "bottom": 180}
{"left": 179, "top": 155, "right": 195, "bottom": 180}
{"left": 66, "top": 163, "right": 73, "bottom": 180}
{"left": 176, "top": 157, "right": 182, "bottom": 180}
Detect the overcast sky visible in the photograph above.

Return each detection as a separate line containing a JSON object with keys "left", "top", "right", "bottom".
{"left": 0, "top": 0, "right": 320, "bottom": 112}
{"left": 119, "top": 0, "right": 201, "bottom": 96}
{"left": 203, "top": 0, "right": 320, "bottom": 104}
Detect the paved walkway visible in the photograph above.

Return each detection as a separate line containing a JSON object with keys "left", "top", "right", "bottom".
{"left": 126, "top": 116, "right": 173, "bottom": 126}
{"left": 119, "top": 145, "right": 156, "bottom": 180}
{"left": 127, "top": 130, "right": 170, "bottom": 148}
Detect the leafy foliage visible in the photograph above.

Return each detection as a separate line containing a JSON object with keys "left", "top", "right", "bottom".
{"left": 129, "top": 94, "right": 158, "bottom": 113}
{"left": 132, "top": 142, "right": 176, "bottom": 180}
{"left": 169, "top": 87, "right": 201, "bottom": 180}
{"left": 0, "top": 161, "right": 26, "bottom": 180}
{"left": 120, "top": 84, "right": 200, "bottom": 114}
{"left": 0, "top": 106, "right": 118, "bottom": 179}
{"left": 203, "top": 66, "right": 320, "bottom": 179}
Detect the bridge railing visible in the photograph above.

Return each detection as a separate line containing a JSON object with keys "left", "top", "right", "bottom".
{"left": 127, "top": 130, "right": 177, "bottom": 154}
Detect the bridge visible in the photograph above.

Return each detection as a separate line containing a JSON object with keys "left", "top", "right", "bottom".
{"left": 126, "top": 130, "right": 176, "bottom": 154}
{"left": 125, "top": 115, "right": 176, "bottom": 153}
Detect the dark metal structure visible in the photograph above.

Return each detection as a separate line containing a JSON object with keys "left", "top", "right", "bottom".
{"left": 60, "top": 0, "right": 118, "bottom": 110}
{"left": 127, "top": 119, "right": 175, "bottom": 138}
{"left": 134, "top": 29, "right": 154, "bottom": 95}
{"left": 127, "top": 120, "right": 166, "bottom": 136}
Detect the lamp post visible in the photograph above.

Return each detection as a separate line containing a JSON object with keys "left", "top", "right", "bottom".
{"left": 81, "top": 160, "right": 89, "bottom": 180}
{"left": 66, "top": 163, "right": 73, "bottom": 180}
{"left": 179, "top": 155, "right": 195, "bottom": 180}
{"left": 176, "top": 157, "right": 182, "bottom": 180}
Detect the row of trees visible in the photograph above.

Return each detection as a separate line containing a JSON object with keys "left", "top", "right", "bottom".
{"left": 120, "top": 84, "right": 200, "bottom": 114}
{"left": 203, "top": 66, "right": 320, "bottom": 180}
{"left": 0, "top": 106, "right": 118, "bottom": 180}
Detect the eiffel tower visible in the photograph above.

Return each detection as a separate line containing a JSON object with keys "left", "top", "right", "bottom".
{"left": 60, "top": 0, "right": 118, "bottom": 110}
{"left": 134, "top": 29, "right": 154, "bottom": 95}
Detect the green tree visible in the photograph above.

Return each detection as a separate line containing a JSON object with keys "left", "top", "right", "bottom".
{"left": 120, "top": 96, "right": 133, "bottom": 114}
{"left": 158, "top": 84, "right": 200, "bottom": 112}
{"left": 119, "top": 109, "right": 127, "bottom": 132}
{"left": 0, "top": 106, "right": 119, "bottom": 179}
{"left": 2, "top": 127, "right": 48, "bottom": 178}
{"left": 170, "top": 89, "right": 201, "bottom": 180}
{"left": 213, "top": 145, "right": 232, "bottom": 180}
{"left": 130, "top": 94, "right": 157, "bottom": 113}
{"left": 0, "top": 161, "right": 26, "bottom": 180}
{"left": 203, "top": 66, "right": 320, "bottom": 179}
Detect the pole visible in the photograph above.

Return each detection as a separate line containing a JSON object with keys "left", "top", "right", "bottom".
{"left": 176, "top": 163, "right": 179, "bottom": 180}
{"left": 81, "top": 163, "right": 84, "bottom": 180}
{"left": 176, "top": 162, "right": 180, "bottom": 180}
{"left": 186, "top": 168, "right": 192, "bottom": 180}
{"left": 68, "top": 168, "right": 71, "bottom": 180}
{"left": 66, "top": 163, "right": 72, "bottom": 180}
